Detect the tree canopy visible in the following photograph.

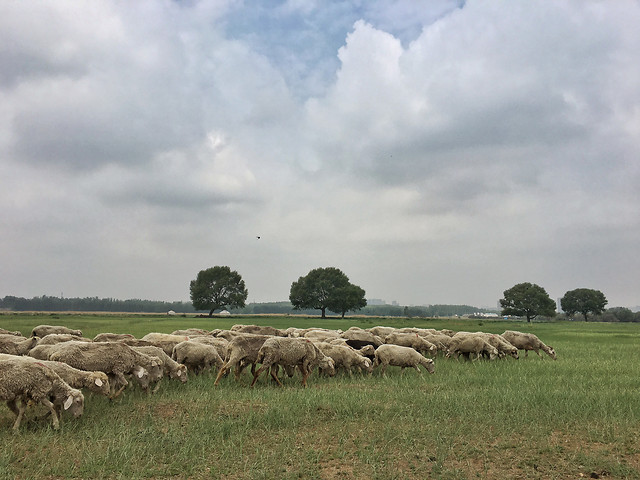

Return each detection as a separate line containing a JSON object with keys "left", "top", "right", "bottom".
{"left": 289, "top": 267, "right": 366, "bottom": 318}
{"left": 499, "top": 282, "right": 556, "bottom": 322}
{"left": 189, "top": 266, "right": 248, "bottom": 317}
{"left": 560, "top": 288, "right": 608, "bottom": 321}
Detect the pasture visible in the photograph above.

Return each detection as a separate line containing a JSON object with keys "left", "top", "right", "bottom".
{"left": 1, "top": 312, "right": 640, "bottom": 479}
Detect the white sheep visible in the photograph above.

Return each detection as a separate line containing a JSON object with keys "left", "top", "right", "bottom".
{"left": 373, "top": 344, "right": 435, "bottom": 377}
{"left": 0, "top": 336, "right": 39, "bottom": 355}
{"left": 0, "top": 329, "right": 22, "bottom": 336}
{"left": 131, "top": 346, "right": 188, "bottom": 391}
{"left": 384, "top": 333, "right": 437, "bottom": 357}
{"left": 93, "top": 333, "right": 136, "bottom": 342}
{"left": 250, "top": 337, "right": 335, "bottom": 387}
{"left": 140, "top": 333, "right": 192, "bottom": 356}
{"left": 49, "top": 342, "right": 162, "bottom": 398}
{"left": 315, "top": 342, "right": 373, "bottom": 376}
{"left": 0, "top": 357, "right": 84, "bottom": 430}
{"left": 447, "top": 336, "right": 499, "bottom": 361}
{"left": 38, "top": 334, "right": 92, "bottom": 345}
{"left": 501, "top": 330, "right": 557, "bottom": 359}
{"left": 213, "top": 333, "right": 272, "bottom": 386}
{"left": 31, "top": 325, "right": 83, "bottom": 338}
{"left": 172, "top": 341, "right": 223, "bottom": 374}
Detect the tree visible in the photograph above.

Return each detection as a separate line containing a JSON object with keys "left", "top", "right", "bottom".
{"left": 190, "top": 266, "right": 248, "bottom": 317}
{"left": 560, "top": 288, "right": 607, "bottom": 321}
{"left": 327, "top": 284, "right": 367, "bottom": 318}
{"left": 289, "top": 267, "right": 366, "bottom": 319}
{"left": 500, "top": 282, "right": 556, "bottom": 322}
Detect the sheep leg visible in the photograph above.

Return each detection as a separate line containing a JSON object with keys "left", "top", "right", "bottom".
{"left": 250, "top": 364, "right": 269, "bottom": 387}
{"left": 6, "top": 399, "right": 20, "bottom": 417}
{"left": 152, "top": 379, "right": 162, "bottom": 394}
{"left": 413, "top": 365, "right": 422, "bottom": 375}
{"left": 300, "top": 366, "right": 311, "bottom": 387}
{"left": 11, "top": 398, "right": 28, "bottom": 431}
{"left": 111, "top": 372, "right": 129, "bottom": 399}
{"left": 213, "top": 362, "right": 232, "bottom": 386}
{"left": 269, "top": 365, "right": 284, "bottom": 387}
{"left": 39, "top": 397, "right": 60, "bottom": 430}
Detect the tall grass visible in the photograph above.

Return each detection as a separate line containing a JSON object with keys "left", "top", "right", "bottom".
{"left": 1, "top": 313, "right": 640, "bottom": 478}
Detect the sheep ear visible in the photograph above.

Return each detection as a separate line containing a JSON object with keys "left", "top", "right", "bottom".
{"left": 136, "top": 369, "right": 144, "bottom": 378}
{"left": 95, "top": 378, "right": 103, "bottom": 387}
{"left": 63, "top": 396, "right": 73, "bottom": 410}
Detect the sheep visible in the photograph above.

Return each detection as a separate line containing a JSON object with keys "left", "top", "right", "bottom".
{"left": 250, "top": 337, "right": 335, "bottom": 387}
{"left": 384, "top": 333, "right": 437, "bottom": 357}
{"left": 0, "top": 354, "right": 110, "bottom": 397}
{"left": 367, "top": 326, "right": 397, "bottom": 337}
{"left": 213, "top": 334, "right": 271, "bottom": 386}
{"left": 421, "top": 333, "right": 454, "bottom": 353}
{"left": 38, "top": 334, "right": 92, "bottom": 345}
{"left": 303, "top": 330, "right": 342, "bottom": 342}
{"left": 0, "top": 336, "right": 39, "bottom": 355}
{"left": 447, "top": 336, "right": 499, "bottom": 361}
{"left": 131, "top": 346, "right": 188, "bottom": 391}
{"left": 231, "top": 324, "right": 288, "bottom": 336}
{"left": 0, "top": 357, "right": 84, "bottom": 430}
{"left": 140, "top": 333, "right": 192, "bottom": 356}
{"left": 188, "top": 335, "right": 229, "bottom": 359}
{"left": 171, "top": 329, "right": 210, "bottom": 336}
{"left": 314, "top": 342, "right": 373, "bottom": 376}
{"left": 501, "top": 330, "right": 557, "bottom": 360}
{"left": 172, "top": 341, "right": 223, "bottom": 374}
{"left": 373, "top": 344, "right": 435, "bottom": 377}
{"left": 31, "top": 325, "right": 83, "bottom": 338}
{"left": 340, "top": 329, "right": 384, "bottom": 349}
{"left": 0, "top": 329, "right": 22, "bottom": 337}
{"left": 93, "top": 333, "right": 136, "bottom": 342}
{"left": 49, "top": 342, "right": 162, "bottom": 398}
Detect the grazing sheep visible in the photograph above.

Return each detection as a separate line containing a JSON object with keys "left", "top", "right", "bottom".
{"left": 384, "top": 333, "right": 437, "bottom": 357}
{"left": 131, "top": 346, "right": 188, "bottom": 391}
{"left": 421, "top": 333, "right": 454, "bottom": 353}
{"left": 0, "top": 329, "right": 22, "bottom": 337}
{"left": 231, "top": 324, "right": 288, "bottom": 336}
{"left": 31, "top": 325, "right": 83, "bottom": 338}
{"left": 171, "top": 329, "right": 210, "bottom": 336}
{"left": 373, "top": 344, "right": 435, "bottom": 377}
{"left": 250, "top": 337, "right": 335, "bottom": 387}
{"left": 501, "top": 331, "right": 557, "bottom": 360}
{"left": 315, "top": 342, "right": 373, "bottom": 376}
{"left": 0, "top": 336, "right": 39, "bottom": 355}
{"left": 49, "top": 342, "right": 162, "bottom": 397}
{"left": 367, "top": 326, "right": 397, "bottom": 337}
{"left": 172, "top": 341, "right": 223, "bottom": 374}
{"left": 213, "top": 334, "right": 271, "bottom": 386}
{"left": 140, "top": 333, "right": 192, "bottom": 356}
{"left": 303, "top": 330, "right": 341, "bottom": 342}
{"left": 93, "top": 333, "right": 136, "bottom": 342}
{"left": 38, "top": 334, "right": 92, "bottom": 345}
{"left": 0, "top": 354, "right": 110, "bottom": 397}
{"left": 188, "top": 335, "right": 229, "bottom": 359}
{"left": 0, "top": 357, "right": 84, "bottom": 430}
{"left": 447, "top": 336, "right": 499, "bottom": 361}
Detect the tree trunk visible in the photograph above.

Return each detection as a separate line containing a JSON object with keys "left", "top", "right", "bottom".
{"left": 321, "top": 307, "right": 326, "bottom": 319}
{"left": 209, "top": 308, "right": 215, "bottom": 317}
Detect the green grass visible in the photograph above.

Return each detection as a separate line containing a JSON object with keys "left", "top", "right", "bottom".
{"left": 2, "top": 313, "right": 640, "bottom": 479}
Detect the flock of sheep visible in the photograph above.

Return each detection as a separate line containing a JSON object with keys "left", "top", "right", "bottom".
{"left": 0, "top": 323, "right": 556, "bottom": 431}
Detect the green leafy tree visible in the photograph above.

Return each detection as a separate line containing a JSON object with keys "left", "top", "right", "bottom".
{"left": 500, "top": 282, "right": 556, "bottom": 323}
{"left": 190, "top": 266, "right": 248, "bottom": 317}
{"left": 560, "top": 288, "right": 608, "bottom": 321}
{"left": 289, "top": 267, "right": 365, "bottom": 318}
{"left": 327, "top": 284, "right": 367, "bottom": 318}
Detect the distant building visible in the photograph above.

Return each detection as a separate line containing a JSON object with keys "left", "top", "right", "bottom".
{"left": 557, "top": 298, "right": 563, "bottom": 313}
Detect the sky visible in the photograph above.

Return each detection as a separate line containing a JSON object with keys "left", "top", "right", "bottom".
{"left": 1, "top": 0, "right": 639, "bottom": 310}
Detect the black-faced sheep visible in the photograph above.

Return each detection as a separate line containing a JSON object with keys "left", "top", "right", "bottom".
{"left": 250, "top": 337, "right": 335, "bottom": 387}
{"left": 501, "top": 330, "right": 557, "bottom": 360}
{"left": 373, "top": 344, "right": 435, "bottom": 377}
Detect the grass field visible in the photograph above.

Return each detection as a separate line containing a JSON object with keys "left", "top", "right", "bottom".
{"left": 1, "top": 312, "right": 640, "bottom": 479}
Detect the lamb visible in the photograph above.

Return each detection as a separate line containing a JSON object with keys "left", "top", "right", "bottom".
{"left": 447, "top": 336, "right": 499, "bottom": 361}
{"left": 0, "top": 354, "right": 110, "bottom": 397}
{"left": 250, "top": 337, "right": 335, "bottom": 387}
{"left": 213, "top": 334, "right": 271, "bottom": 386}
{"left": 0, "top": 336, "right": 39, "bottom": 355}
{"left": 0, "top": 357, "right": 84, "bottom": 430}
{"left": 49, "top": 342, "right": 162, "bottom": 397}
{"left": 373, "top": 344, "right": 435, "bottom": 377}
{"left": 93, "top": 333, "right": 136, "bottom": 342}
{"left": 31, "top": 325, "right": 83, "bottom": 338}
{"left": 38, "top": 334, "right": 92, "bottom": 345}
{"left": 315, "top": 342, "right": 373, "bottom": 376}
{"left": 172, "top": 341, "right": 223, "bottom": 374}
{"left": 131, "top": 346, "right": 188, "bottom": 391}
{"left": 501, "top": 330, "right": 557, "bottom": 360}
{"left": 384, "top": 333, "right": 437, "bottom": 357}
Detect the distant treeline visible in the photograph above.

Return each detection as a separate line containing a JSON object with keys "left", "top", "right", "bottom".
{"left": 0, "top": 295, "right": 490, "bottom": 317}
